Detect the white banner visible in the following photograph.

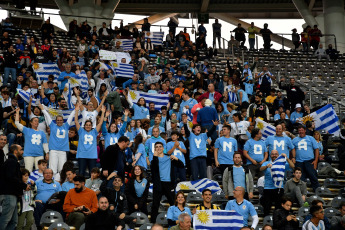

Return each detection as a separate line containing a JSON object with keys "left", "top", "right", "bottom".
{"left": 99, "top": 50, "right": 117, "bottom": 60}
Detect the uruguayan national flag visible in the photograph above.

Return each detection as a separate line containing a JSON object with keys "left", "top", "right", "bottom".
{"left": 33, "top": 63, "right": 61, "bottom": 84}
{"left": 17, "top": 89, "right": 38, "bottom": 105}
{"left": 69, "top": 71, "right": 88, "bottom": 97}
{"left": 145, "top": 32, "right": 164, "bottom": 46}
{"left": 194, "top": 210, "right": 243, "bottom": 230}
{"left": 62, "top": 83, "right": 74, "bottom": 109}
{"left": 44, "top": 106, "right": 82, "bottom": 127}
{"left": 176, "top": 179, "right": 221, "bottom": 194}
{"left": 117, "top": 39, "right": 133, "bottom": 51}
{"left": 300, "top": 104, "right": 340, "bottom": 136}
{"left": 99, "top": 62, "right": 113, "bottom": 71}
{"left": 228, "top": 91, "right": 238, "bottom": 103}
{"left": 128, "top": 90, "right": 170, "bottom": 110}
{"left": 271, "top": 154, "right": 286, "bottom": 188}
{"left": 114, "top": 63, "right": 134, "bottom": 78}
{"left": 255, "top": 118, "right": 276, "bottom": 140}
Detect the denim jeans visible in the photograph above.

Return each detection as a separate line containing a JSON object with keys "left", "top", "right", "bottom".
{"left": 7, "top": 133, "right": 16, "bottom": 148}
{"left": 33, "top": 201, "right": 46, "bottom": 229}
{"left": 190, "top": 157, "right": 207, "bottom": 181}
{"left": 0, "top": 194, "right": 18, "bottom": 230}
{"left": 3, "top": 67, "right": 16, "bottom": 85}
{"left": 78, "top": 158, "right": 96, "bottom": 177}
{"left": 249, "top": 38, "right": 255, "bottom": 49}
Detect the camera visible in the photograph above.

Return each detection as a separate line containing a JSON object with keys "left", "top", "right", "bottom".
{"left": 81, "top": 207, "right": 89, "bottom": 212}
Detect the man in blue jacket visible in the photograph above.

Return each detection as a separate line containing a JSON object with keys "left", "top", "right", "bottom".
{"left": 197, "top": 99, "right": 218, "bottom": 140}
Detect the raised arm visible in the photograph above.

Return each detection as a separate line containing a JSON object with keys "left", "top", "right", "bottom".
{"left": 96, "top": 91, "right": 108, "bottom": 113}
{"left": 28, "top": 96, "right": 33, "bottom": 116}
{"left": 40, "top": 104, "right": 52, "bottom": 125}
{"left": 74, "top": 88, "right": 84, "bottom": 111}
{"left": 66, "top": 110, "right": 75, "bottom": 126}
{"left": 123, "top": 90, "right": 133, "bottom": 107}
{"left": 74, "top": 104, "right": 80, "bottom": 131}
{"left": 96, "top": 106, "right": 106, "bottom": 132}
{"left": 14, "top": 107, "right": 24, "bottom": 132}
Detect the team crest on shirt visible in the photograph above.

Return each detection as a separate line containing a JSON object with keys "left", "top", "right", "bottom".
{"left": 53, "top": 184, "right": 56, "bottom": 187}
{"left": 242, "top": 205, "right": 246, "bottom": 210}
{"left": 142, "top": 183, "right": 145, "bottom": 187}
{"left": 120, "top": 196, "right": 123, "bottom": 200}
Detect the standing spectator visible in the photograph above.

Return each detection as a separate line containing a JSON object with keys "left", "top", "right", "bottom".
{"left": 225, "top": 186, "right": 259, "bottom": 228}
{"left": 58, "top": 63, "right": 77, "bottom": 91}
{"left": 0, "top": 144, "right": 28, "bottom": 230}
{"left": 167, "top": 191, "right": 193, "bottom": 228}
{"left": 0, "top": 134, "right": 7, "bottom": 167}
{"left": 168, "top": 17, "right": 178, "bottom": 36}
{"left": 63, "top": 175, "right": 98, "bottom": 230}
{"left": 145, "top": 127, "right": 167, "bottom": 162}
{"left": 292, "top": 28, "right": 300, "bottom": 50}
{"left": 233, "top": 23, "right": 247, "bottom": 48}
{"left": 247, "top": 95, "right": 270, "bottom": 122}
{"left": 40, "top": 19, "right": 54, "bottom": 42}
{"left": 223, "top": 152, "right": 254, "bottom": 200}
{"left": 212, "top": 19, "right": 222, "bottom": 49}
{"left": 248, "top": 22, "right": 258, "bottom": 50}
{"left": 265, "top": 124, "right": 295, "bottom": 159}
{"left": 14, "top": 107, "right": 49, "bottom": 172}
{"left": 292, "top": 125, "right": 320, "bottom": 191}
{"left": 260, "top": 151, "right": 294, "bottom": 216}
{"left": 284, "top": 167, "right": 308, "bottom": 207}
{"left": 197, "top": 99, "right": 218, "bottom": 140}
{"left": 167, "top": 131, "right": 187, "bottom": 184}
{"left": 74, "top": 104, "right": 105, "bottom": 177}
{"left": 256, "top": 66, "right": 276, "bottom": 97}
{"left": 3, "top": 45, "right": 17, "bottom": 86}
{"left": 198, "top": 83, "right": 222, "bottom": 108}
{"left": 142, "top": 18, "right": 151, "bottom": 32}
{"left": 302, "top": 205, "right": 325, "bottom": 230}
{"left": 279, "top": 77, "right": 306, "bottom": 111}
{"left": 309, "top": 25, "right": 322, "bottom": 50}
{"left": 273, "top": 196, "right": 299, "bottom": 230}
{"left": 260, "top": 23, "right": 272, "bottom": 50}
{"left": 198, "top": 22, "right": 207, "bottom": 37}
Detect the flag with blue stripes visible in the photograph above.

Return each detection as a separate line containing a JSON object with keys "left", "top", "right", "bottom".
{"left": 228, "top": 91, "right": 238, "bottom": 103}
{"left": 115, "top": 63, "right": 134, "bottom": 78}
{"left": 69, "top": 71, "right": 88, "bottom": 96}
{"left": 255, "top": 118, "right": 276, "bottom": 140}
{"left": 145, "top": 32, "right": 164, "bottom": 46}
{"left": 33, "top": 63, "right": 60, "bottom": 83}
{"left": 62, "top": 83, "right": 74, "bottom": 109}
{"left": 194, "top": 210, "right": 243, "bottom": 230}
{"left": 270, "top": 154, "right": 286, "bottom": 188}
{"left": 17, "top": 89, "right": 38, "bottom": 105}
{"left": 128, "top": 90, "right": 170, "bottom": 110}
{"left": 191, "top": 178, "right": 222, "bottom": 194}
{"left": 100, "top": 62, "right": 113, "bottom": 71}
{"left": 117, "top": 39, "right": 133, "bottom": 51}
{"left": 301, "top": 104, "right": 340, "bottom": 136}
{"left": 44, "top": 106, "right": 82, "bottom": 127}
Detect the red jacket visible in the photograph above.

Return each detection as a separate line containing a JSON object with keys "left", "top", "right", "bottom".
{"left": 197, "top": 91, "right": 222, "bottom": 103}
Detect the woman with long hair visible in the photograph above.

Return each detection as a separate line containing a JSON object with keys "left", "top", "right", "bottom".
{"left": 102, "top": 110, "right": 128, "bottom": 149}
{"left": 132, "top": 135, "right": 149, "bottom": 170}
{"left": 125, "top": 165, "right": 149, "bottom": 214}
{"left": 124, "top": 93, "right": 150, "bottom": 120}
{"left": 167, "top": 191, "right": 192, "bottom": 227}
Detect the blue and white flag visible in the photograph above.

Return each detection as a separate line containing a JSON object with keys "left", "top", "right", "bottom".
{"left": 255, "top": 118, "right": 276, "bottom": 140}
{"left": 117, "top": 39, "right": 133, "bottom": 51}
{"left": 62, "top": 83, "right": 74, "bottom": 109}
{"left": 271, "top": 154, "right": 286, "bottom": 188}
{"left": 33, "top": 63, "right": 60, "bottom": 84}
{"left": 69, "top": 71, "right": 88, "bottom": 98}
{"left": 115, "top": 63, "right": 134, "bottom": 78}
{"left": 128, "top": 90, "right": 170, "bottom": 110}
{"left": 194, "top": 210, "right": 243, "bottom": 230}
{"left": 43, "top": 106, "right": 82, "bottom": 127}
{"left": 228, "top": 91, "right": 238, "bottom": 103}
{"left": 191, "top": 178, "right": 222, "bottom": 194}
{"left": 300, "top": 104, "right": 340, "bottom": 136}
{"left": 145, "top": 32, "right": 164, "bottom": 46}
{"left": 99, "top": 62, "right": 113, "bottom": 71}
{"left": 17, "top": 89, "right": 38, "bottom": 105}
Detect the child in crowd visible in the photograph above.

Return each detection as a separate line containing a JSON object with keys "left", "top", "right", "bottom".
{"left": 85, "top": 167, "right": 102, "bottom": 196}
{"left": 29, "top": 159, "right": 47, "bottom": 183}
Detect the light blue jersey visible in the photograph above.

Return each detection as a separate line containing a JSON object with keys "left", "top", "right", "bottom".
{"left": 22, "top": 127, "right": 48, "bottom": 157}
{"left": 290, "top": 111, "right": 303, "bottom": 124}
{"left": 61, "top": 181, "right": 75, "bottom": 192}
{"left": 35, "top": 180, "right": 62, "bottom": 203}
{"left": 145, "top": 136, "right": 166, "bottom": 162}
{"left": 292, "top": 135, "right": 319, "bottom": 162}
{"left": 49, "top": 123, "right": 70, "bottom": 151}
{"left": 77, "top": 128, "right": 98, "bottom": 159}
{"left": 148, "top": 126, "right": 165, "bottom": 137}
{"left": 215, "top": 137, "right": 238, "bottom": 164}
{"left": 132, "top": 104, "right": 149, "bottom": 120}
{"left": 265, "top": 135, "right": 294, "bottom": 157}
{"left": 167, "top": 206, "right": 192, "bottom": 221}
{"left": 188, "top": 132, "right": 208, "bottom": 160}
{"left": 135, "top": 143, "right": 148, "bottom": 169}
{"left": 179, "top": 98, "right": 197, "bottom": 115}
{"left": 158, "top": 155, "right": 171, "bottom": 182}
{"left": 225, "top": 199, "right": 257, "bottom": 227}
{"left": 167, "top": 141, "right": 186, "bottom": 165}
{"left": 261, "top": 161, "right": 276, "bottom": 189}
{"left": 102, "top": 121, "right": 127, "bottom": 149}
{"left": 243, "top": 139, "right": 267, "bottom": 164}
{"left": 237, "top": 89, "right": 249, "bottom": 103}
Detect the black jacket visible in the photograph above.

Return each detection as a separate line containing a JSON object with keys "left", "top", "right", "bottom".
{"left": 273, "top": 208, "right": 299, "bottom": 230}
{"left": 0, "top": 154, "right": 27, "bottom": 196}
{"left": 85, "top": 208, "right": 123, "bottom": 230}
{"left": 125, "top": 177, "right": 150, "bottom": 211}
{"left": 279, "top": 82, "right": 305, "bottom": 104}
{"left": 4, "top": 51, "right": 17, "bottom": 68}
{"left": 100, "top": 179, "right": 128, "bottom": 214}
{"left": 100, "top": 144, "right": 126, "bottom": 179}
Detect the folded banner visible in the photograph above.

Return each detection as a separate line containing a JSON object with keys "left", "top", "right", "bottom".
{"left": 128, "top": 90, "right": 170, "bottom": 110}
{"left": 33, "top": 63, "right": 60, "bottom": 84}
{"left": 255, "top": 118, "right": 276, "bottom": 140}
{"left": 176, "top": 179, "right": 221, "bottom": 194}
{"left": 194, "top": 210, "right": 243, "bottom": 230}
{"left": 68, "top": 70, "right": 88, "bottom": 98}
{"left": 300, "top": 104, "right": 340, "bottom": 136}
{"left": 43, "top": 106, "right": 82, "bottom": 127}
{"left": 270, "top": 154, "right": 286, "bottom": 188}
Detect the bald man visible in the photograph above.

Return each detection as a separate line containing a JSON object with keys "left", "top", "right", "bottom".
{"left": 225, "top": 186, "right": 258, "bottom": 229}
{"left": 260, "top": 150, "right": 294, "bottom": 216}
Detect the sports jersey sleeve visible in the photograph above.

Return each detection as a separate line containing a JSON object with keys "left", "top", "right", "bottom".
{"left": 244, "top": 140, "right": 251, "bottom": 151}
{"left": 310, "top": 136, "right": 319, "bottom": 150}
{"left": 166, "top": 206, "right": 174, "bottom": 220}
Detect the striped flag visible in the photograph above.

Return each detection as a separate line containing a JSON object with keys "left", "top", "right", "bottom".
{"left": 228, "top": 91, "right": 238, "bottom": 103}
{"left": 69, "top": 71, "right": 88, "bottom": 98}
{"left": 44, "top": 106, "right": 82, "bottom": 127}
{"left": 117, "top": 39, "right": 133, "bottom": 51}
{"left": 270, "top": 154, "right": 286, "bottom": 188}
{"left": 255, "top": 118, "right": 276, "bottom": 140}
{"left": 17, "top": 89, "right": 38, "bottom": 105}
{"left": 115, "top": 63, "right": 134, "bottom": 78}
{"left": 32, "top": 63, "right": 60, "bottom": 84}
{"left": 99, "top": 62, "right": 114, "bottom": 71}
{"left": 127, "top": 90, "right": 170, "bottom": 110}
{"left": 62, "top": 83, "right": 74, "bottom": 109}
{"left": 194, "top": 210, "right": 243, "bottom": 230}
{"left": 176, "top": 179, "right": 221, "bottom": 194}
{"left": 300, "top": 104, "right": 340, "bottom": 136}
{"left": 145, "top": 32, "right": 164, "bottom": 46}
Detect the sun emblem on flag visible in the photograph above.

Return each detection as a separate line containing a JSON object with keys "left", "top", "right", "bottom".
{"left": 257, "top": 122, "right": 264, "bottom": 130}
{"left": 69, "top": 77, "right": 78, "bottom": 85}
{"left": 188, "top": 121, "right": 193, "bottom": 129}
{"left": 129, "top": 91, "right": 138, "bottom": 100}
{"left": 179, "top": 184, "right": 190, "bottom": 190}
{"left": 146, "top": 32, "right": 151, "bottom": 36}
{"left": 48, "top": 108, "right": 59, "bottom": 118}
{"left": 302, "top": 115, "right": 314, "bottom": 124}
{"left": 197, "top": 211, "right": 210, "bottom": 224}
{"left": 33, "top": 63, "right": 40, "bottom": 70}
{"left": 112, "top": 62, "right": 118, "bottom": 68}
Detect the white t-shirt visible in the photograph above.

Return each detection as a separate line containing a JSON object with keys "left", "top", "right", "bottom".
{"left": 81, "top": 110, "right": 98, "bottom": 128}
{"left": 302, "top": 220, "right": 325, "bottom": 230}
{"left": 230, "top": 121, "right": 250, "bottom": 137}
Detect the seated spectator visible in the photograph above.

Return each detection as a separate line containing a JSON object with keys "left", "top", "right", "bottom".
{"left": 85, "top": 167, "right": 102, "bottom": 196}
{"left": 63, "top": 175, "right": 98, "bottom": 230}
{"left": 125, "top": 165, "right": 150, "bottom": 214}
{"left": 331, "top": 216, "right": 345, "bottom": 230}
{"left": 193, "top": 189, "right": 220, "bottom": 214}
{"left": 167, "top": 191, "right": 192, "bottom": 228}
{"left": 273, "top": 196, "right": 299, "bottom": 230}
{"left": 284, "top": 167, "right": 307, "bottom": 207}
{"left": 314, "top": 44, "right": 330, "bottom": 61}
{"left": 304, "top": 200, "right": 331, "bottom": 230}
{"left": 61, "top": 169, "right": 76, "bottom": 192}
{"left": 225, "top": 186, "right": 258, "bottom": 228}
{"left": 326, "top": 44, "right": 339, "bottom": 61}
{"left": 303, "top": 205, "right": 326, "bottom": 230}
{"left": 29, "top": 159, "right": 47, "bottom": 183}
{"left": 290, "top": 103, "right": 303, "bottom": 124}
{"left": 170, "top": 213, "right": 193, "bottom": 230}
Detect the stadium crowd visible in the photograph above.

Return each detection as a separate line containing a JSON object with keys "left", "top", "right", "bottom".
{"left": 1, "top": 15, "right": 345, "bottom": 230}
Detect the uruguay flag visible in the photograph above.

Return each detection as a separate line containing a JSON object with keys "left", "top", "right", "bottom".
{"left": 43, "top": 106, "right": 82, "bottom": 127}
{"left": 62, "top": 83, "right": 74, "bottom": 109}
{"left": 33, "top": 63, "right": 61, "bottom": 84}
{"left": 117, "top": 39, "right": 133, "bottom": 51}
{"left": 145, "top": 32, "right": 164, "bottom": 46}
{"left": 301, "top": 104, "right": 340, "bottom": 136}
{"left": 191, "top": 178, "right": 222, "bottom": 194}
{"left": 255, "top": 118, "right": 276, "bottom": 140}
{"left": 194, "top": 210, "right": 243, "bottom": 230}
{"left": 271, "top": 154, "right": 286, "bottom": 188}
{"left": 115, "top": 63, "right": 134, "bottom": 78}
{"left": 17, "top": 89, "right": 38, "bottom": 105}
{"left": 127, "top": 90, "right": 170, "bottom": 110}
{"left": 69, "top": 71, "right": 88, "bottom": 96}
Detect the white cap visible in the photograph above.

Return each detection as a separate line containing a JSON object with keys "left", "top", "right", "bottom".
{"left": 295, "top": 103, "right": 302, "bottom": 109}
{"left": 205, "top": 99, "right": 212, "bottom": 106}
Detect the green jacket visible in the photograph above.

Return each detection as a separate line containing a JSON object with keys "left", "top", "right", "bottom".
{"left": 170, "top": 225, "right": 194, "bottom": 230}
